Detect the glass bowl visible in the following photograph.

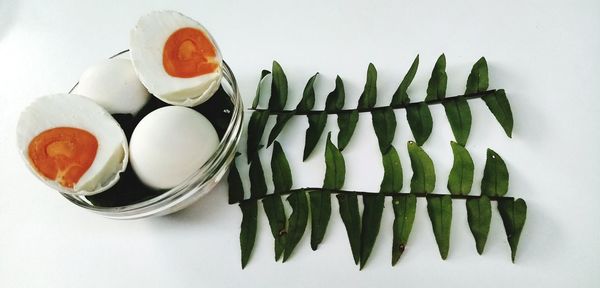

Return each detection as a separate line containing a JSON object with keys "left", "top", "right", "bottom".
{"left": 61, "top": 51, "right": 243, "bottom": 219}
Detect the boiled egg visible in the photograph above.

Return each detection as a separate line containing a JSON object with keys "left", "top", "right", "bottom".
{"left": 130, "top": 10, "right": 223, "bottom": 107}
{"left": 73, "top": 58, "right": 150, "bottom": 115}
{"left": 16, "top": 94, "right": 129, "bottom": 195}
{"left": 129, "top": 106, "right": 219, "bottom": 189}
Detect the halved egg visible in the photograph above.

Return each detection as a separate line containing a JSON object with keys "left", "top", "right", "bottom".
{"left": 130, "top": 10, "right": 223, "bottom": 107}
{"left": 16, "top": 94, "right": 128, "bottom": 195}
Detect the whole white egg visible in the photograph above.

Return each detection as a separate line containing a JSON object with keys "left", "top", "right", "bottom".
{"left": 129, "top": 106, "right": 219, "bottom": 189}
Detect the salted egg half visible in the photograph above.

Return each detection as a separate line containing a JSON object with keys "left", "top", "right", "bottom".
{"left": 16, "top": 94, "right": 129, "bottom": 195}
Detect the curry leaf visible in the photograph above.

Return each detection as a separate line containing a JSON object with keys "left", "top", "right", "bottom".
{"left": 296, "top": 73, "right": 319, "bottom": 112}
{"left": 380, "top": 145, "right": 402, "bottom": 193}
{"left": 360, "top": 194, "right": 385, "bottom": 270}
{"left": 426, "top": 195, "right": 452, "bottom": 260}
{"left": 271, "top": 141, "right": 293, "bottom": 193}
{"left": 465, "top": 57, "right": 489, "bottom": 94}
{"left": 408, "top": 141, "right": 435, "bottom": 194}
{"left": 425, "top": 54, "right": 447, "bottom": 101}
{"left": 252, "top": 69, "right": 271, "bottom": 109}
{"left": 481, "top": 148, "right": 509, "bottom": 197}
{"left": 337, "top": 193, "right": 361, "bottom": 265}
{"left": 482, "top": 89, "right": 514, "bottom": 137}
{"left": 497, "top": 198, "right": 527, "bottom": 262}
{"left": 371, "top": 107, "right": 397, "bottom": 153}
{"left": 240, "top": 201, "right": 258, "bottom": 268}
{"left": 249, "top": 155, "right": 267, "bottom": 197}
{"left": 337, "top": 110, "right": 359, "bottom": 151}
{"left": 392, "top": 194, "right": 417, "bottom": 265}
{"left": 357, "top": 63, "right": 377, "bottom": 109}
{"left": 466, "top": 195, "right": 492, "bottom": 255}
{"left": 443, "top": 98, "right": 472, "bottom": 146}
{"left": 263, "top": 195, "right": 287, "bottom": 261}
{"left": 324, "top": 132, "right": 346, "bottom": 190}
{"left": 303, "top": 112, "right": 328, "bottom": 161}
{"left": 267, "top": 112, "right": 294, "bottom": 147}
{"left": 269, "top": 61, "right": 288, "bottom": 111}
{"left": 228, "top": 161, "right": 244, "bottom": 204}
{"left": 325, "top": 75, "right": 345, "bottom": 112}
{"left": 283, "top": 191, "right": 309, "bottom": 262}
{"left": 391, "top": 55, "right": 419, "bottom": 105}
{"left": 247, "top": 110, "right": 270, "bottom": 163}
{"left": 309, "top": 190, "right": 331, "bottom": 251}
{"left": 447, "top": 141, "right": 474, "bottom": 195}
{"left": 406, "top": 103, "right": 433, "bottom": 146}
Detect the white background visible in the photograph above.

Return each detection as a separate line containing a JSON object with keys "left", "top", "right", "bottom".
{"left": 0, "top": 0, "right": 599, "bottom": 287}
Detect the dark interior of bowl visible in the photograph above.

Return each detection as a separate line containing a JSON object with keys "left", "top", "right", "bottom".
{"left": 84, "top": 86, "right": 234, "bottom": 207}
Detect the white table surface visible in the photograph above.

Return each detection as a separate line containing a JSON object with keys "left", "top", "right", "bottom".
{"left": 1, "top": 0, "right": 599, "bottom": 287}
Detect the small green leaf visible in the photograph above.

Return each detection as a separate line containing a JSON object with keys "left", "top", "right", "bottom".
{"left": 391, "top": 55, "right": 419, "bottom": 106}
{"left": 497, "top": 198, "right": 527, "bottom": 262}
{"left": 392, "top": 194, "right": 417, "bottom": 265}
{"left": 357, "top": 63, "right": 377, "bottom": 109}
{"left": 263, "top": 195, "right": 287, "bottom": 261}
{"left": 360, "top": 194, "right": 385, "bottom": 269}
{"left": 482, "top": 89, "right": 514, "bottom": 137}
{"left": 425, "top": 54, "right": 447, "bottom": 101}
{"left": 240, "top": 201, "right": 258, "bottom": 268}
{"left": 466, "top": 195, "right": 492, "bottom": 255}
{"left": 283, "top": 191, "right": 309, "bottom": 262}
{"left": 296, "top": 73, "right": 319, "bottom": 112}
{"left": 443, "top": 98, "right": 472, "bottom": 146}
{"left": 481, "top": 149, "right": 509, "bottom": 197}
{"left": 447, "top": 141, "right": 474, "bottom": 195}
{"left": 249, "top": 155, "right": 267, "bottom": 197}
{"left": 337, "top": 110, "right": 359, "bottom": 151}
{"left": 371, "top": 107, "right": 397, "bottom": 153}
{"left": 324, "top": 132, "right": 346, "bottom": 190}
{"left": 247, "top": 110, "right": 270, "bottom": 163}
{"left": 380, "top": 145, "right": 402, "bottom": 193}
{"left": 337, "top": 193, "right": 361, "bottom": 265}
{"left": 309, "top": 190, "right": 331, "bottom": 250}
{"left": 465, "top": 57, "right": 489, "bottom": 94}
{"left": 269, "top": 61, "right": 288, "bottom": 111}
{"left": 303, "top": 112, "right": 328, "bottom": 161}
{"left": 406, "top": 103, "right": 433, "bottom": 146}
{"left": 408, "top": 141, "right": 435, "bottom": 194}
{"left": 267, "top": 112, "right": 294, "bottom": 147}
{"left": 252, "top": 69, "right": 271, "bottom": 109}
{"left": 271, "top": 141, "right": 293, "bottom": 193}
{"left": 227, "top": 161, "right": 244, "bottom": 204}
{"left": 325, "top": 75, "right": 345, "bottom": 112}
{"left": 426, "top": 195, "right": 452, "bottom": 259}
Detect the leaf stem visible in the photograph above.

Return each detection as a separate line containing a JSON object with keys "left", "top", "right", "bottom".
{"left": 248, "top": 90, "right": 497, "bottom": 116}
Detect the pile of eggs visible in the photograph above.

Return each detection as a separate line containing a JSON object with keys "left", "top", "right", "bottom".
{"left": 17, "top": 11, "right": 225, "bottom": 196}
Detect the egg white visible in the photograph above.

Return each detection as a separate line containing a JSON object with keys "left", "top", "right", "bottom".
{"left": 130, "top": 10, "right": 223, "bottom": 107}
{"left": 16, "top": 94, "right": 129, "bottom": 195}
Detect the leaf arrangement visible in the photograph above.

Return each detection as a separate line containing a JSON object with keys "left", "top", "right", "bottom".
{"left": 229, "top": 55, "right": 526, "bottom": 269}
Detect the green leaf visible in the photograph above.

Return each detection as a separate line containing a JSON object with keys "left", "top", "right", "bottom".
{"left": 337, "top": 193, "right": 361, "bottom": 265}
{"left": 482, "top": 89, "right": 514, "bottom": 137}
{"left": 337, "top": 110, "right": 359, "bottom": 151}
{"left": 263, "top": 195, "right": 287, "bottom": 261}
{"left": 309, "top": 190, "right": 331, "bottom": 250}
{"left": 465, "top": 57, "right": 489, "bottom": 94}
{"left": 391, "top": 194, "right": 417, "bottom": 265}
{"left": 267, "top": 112, "right": 294, "bottom": 147}
{"left": 269, "top": 61, "right": 288, "bottom": 111}
{"left": 371, "top": 107, "right": 397, "bottom": 153}
{"left": 408, "top": 141, "right": 435, "bottom": 194}
{"left": 246, "top": 110, "right": 270, "bottom": 163}
{"left": 497, "top": 198, "right": 527, "bottom": 262}
{"left": 296, "top": 73, "right": 319, "bottom": 112}
{"left": 271, "top": 141, "right": 293, "bottom": 193}
{"left": 227, "top": 161, "right": 244, "bottom": 204}
{"left": 481, "top": 149, "right": 509, "bottom": 197}
{"left": 325, "top": 75, "right": 345, "bottom": 112}
{"left": 252, "top": 70, "right": 271, "bottom": 109}
{"left": 443, "top": 98, "right": 472, "bottom": 146}
{"left": 357, "top": 63, "right": 377, "bottom": 109}
{"left": 447, "top": 141, "right": 474, "bottom": 195}
{"left": 360, "top": 194, "right": 385, "bottom": 269}
{"left": 380, "top": 145, "right": 402, "bottom": 193}
{"left": 249, "top": 156, "right": 267, "bottom": 197}
{"left": 240, "top": 201, "right": 258, "bottom": 268}
{"left": 466, "top": 195, "right": 492, "bottom": 255}
{"left": 426, "top": 195, "right": 452, "bottom": 260}
{"left": 406, "top": 103, "right": 433, "bottom": 146}
{"left": 425, "top": 54, "right": 447, "bottom": 101}
{"left": 283, "top": 191, "right": 309, "bottom": 262}
{"left": 391, "top": 55, "right": 419, "bottom": 106}
{"left": 303, "top": 112, "right": 328, "bottom": 161}
{"left": 323, "top": 132, "right": 346, "bottom": 190}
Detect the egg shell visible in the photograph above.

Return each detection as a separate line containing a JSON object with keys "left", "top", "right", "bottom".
{"left": 128, "top": 106, "right": 219, "bottom": 189}
{"left": 16, "top": 94, "right": 129, "bottom": 195}
{"left": 130, "top": 10, "right": 223, "bottom": 107}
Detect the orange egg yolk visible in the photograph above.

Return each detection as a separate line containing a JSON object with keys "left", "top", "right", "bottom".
{"left": 162, "top": 27, "right": 219, "bottom": 78}
{"left": 28, "top": 127, "right": 98, "bottom": 188}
